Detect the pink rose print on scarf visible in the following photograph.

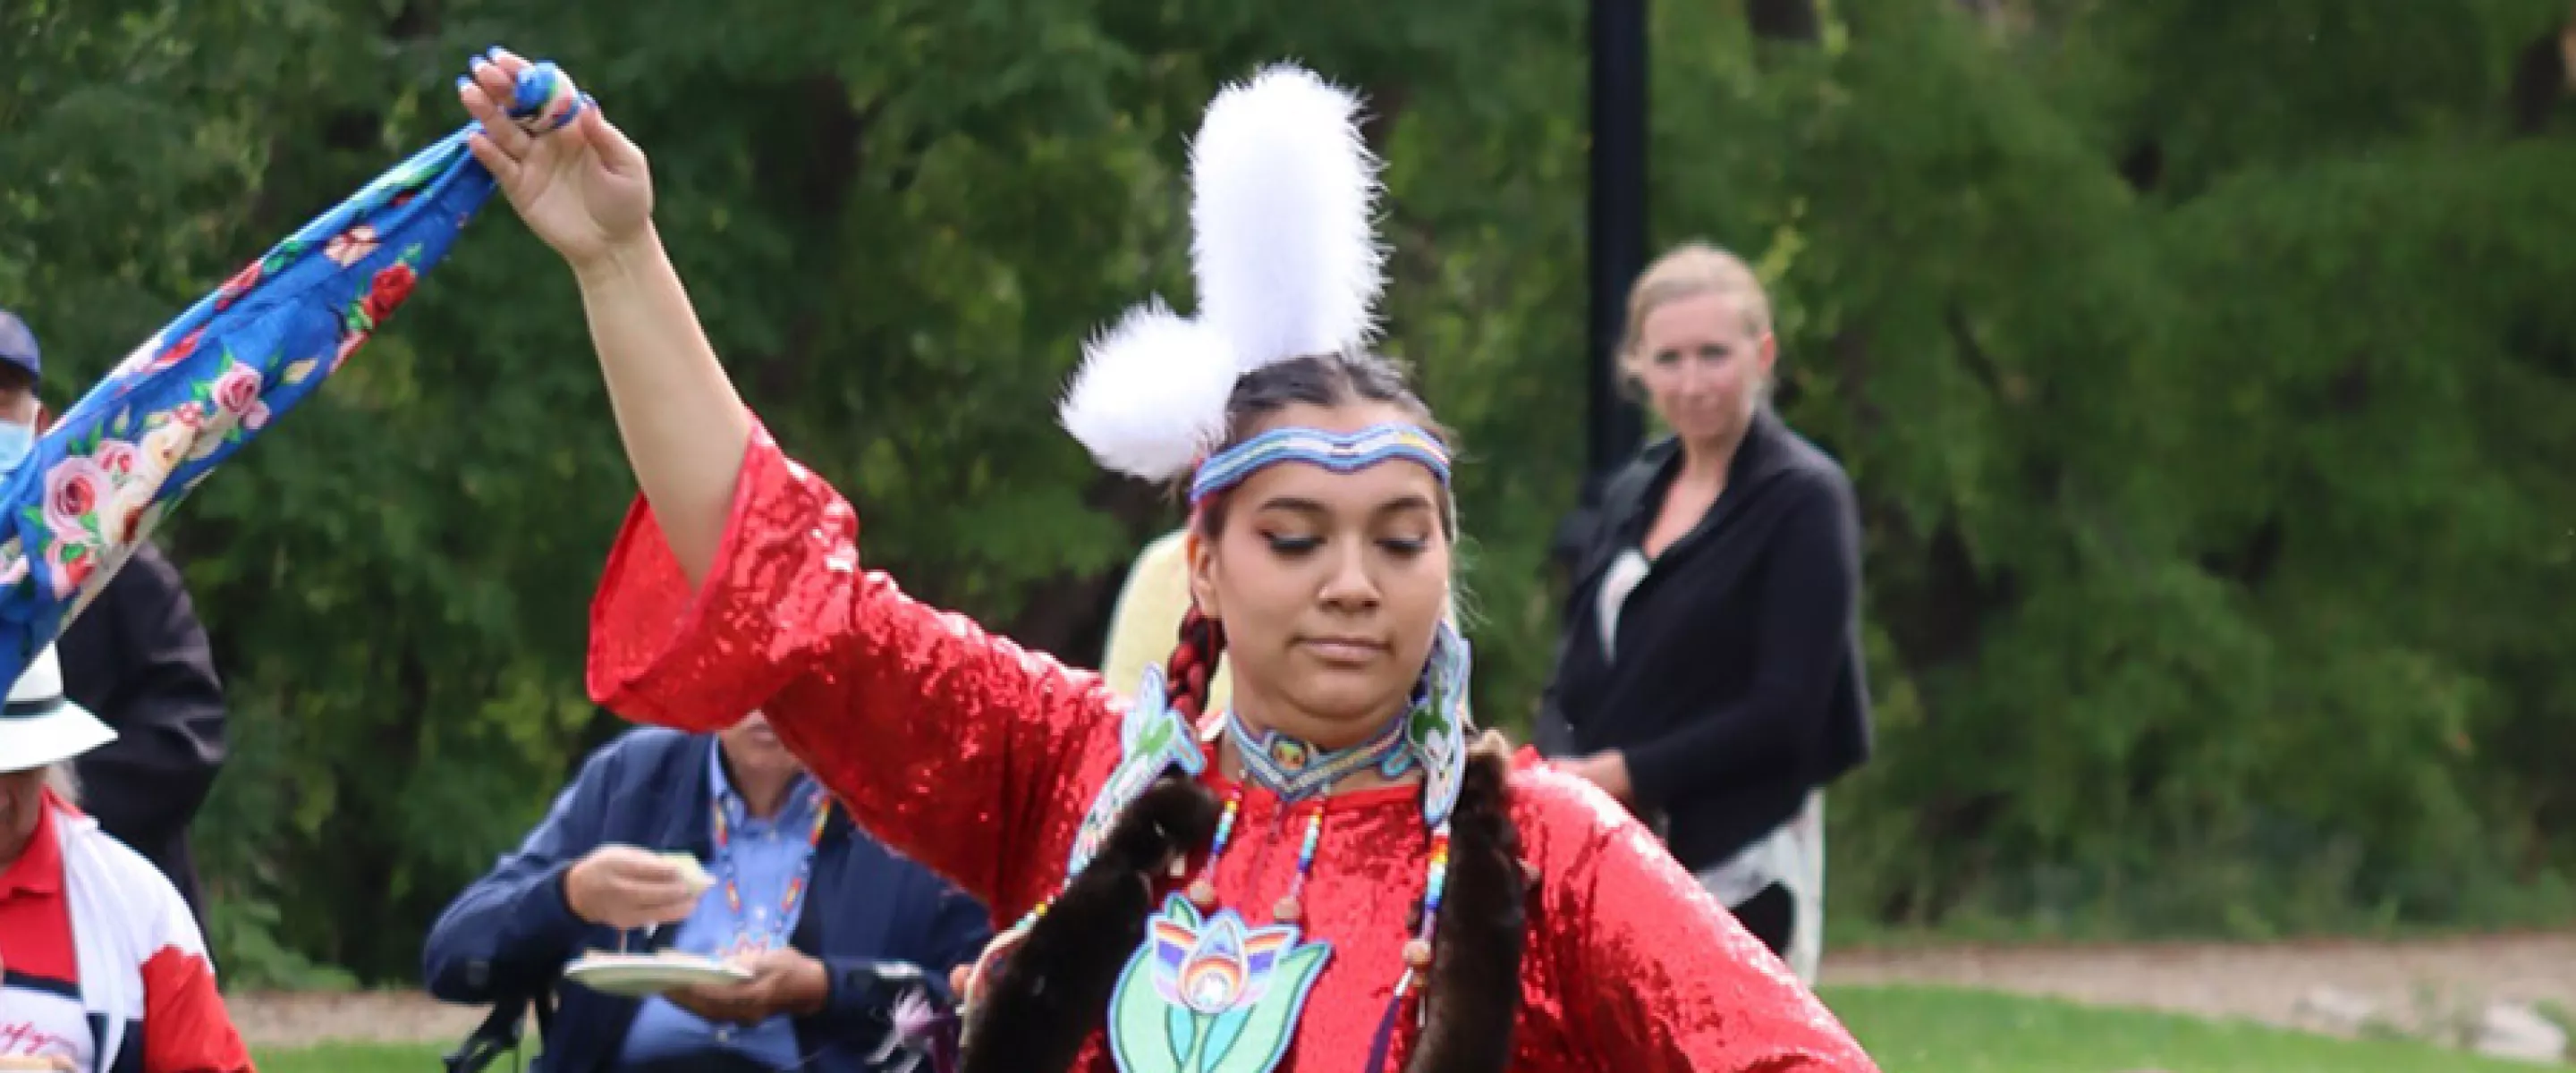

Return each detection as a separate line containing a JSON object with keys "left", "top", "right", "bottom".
{"left": 88, "top": 439, "right": 142, "bottom": 481}
{"left": 37, "top": 455, "right": 113, "bottom": 597}
{"left": 43, "top": 457, "right": 106, "bottom": 546}
{"left": 208, "top": 364, "right": 270, "bottom": 431}
{"left": 44, "top": 539, "right": 94, "bottom": 600}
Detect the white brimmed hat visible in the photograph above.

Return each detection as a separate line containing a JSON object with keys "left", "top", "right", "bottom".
{"left": 0, "top": 645, "right": 113, "bottom": 774}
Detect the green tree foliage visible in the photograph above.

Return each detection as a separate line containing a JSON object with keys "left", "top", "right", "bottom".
{"left": 1653, "top": 0, "right": 2576, "bottom": 937}
{"left": 1, "top": 0, "right": 2571, "bottom": 983}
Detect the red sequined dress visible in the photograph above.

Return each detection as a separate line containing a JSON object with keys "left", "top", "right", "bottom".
{"left": 588, "top": 424, "right": 1881, "bottom": 1073}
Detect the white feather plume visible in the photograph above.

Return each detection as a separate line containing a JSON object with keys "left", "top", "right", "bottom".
{"left": 1057, "top": 62, "right": 1385, "bottom": 483}
{"left": 1189, "top": 63, "right": 1385, "bottom": 371}
{"left": 1059, "top": 300, "right": 1241, "bottom": 480}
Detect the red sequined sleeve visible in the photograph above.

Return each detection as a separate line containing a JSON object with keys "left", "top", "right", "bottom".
{"left": 586, "top": 422, "right": 1115, "bottom": 913}
{"left": 1519, "top": 766, "right": 1879, "bottom": 1071}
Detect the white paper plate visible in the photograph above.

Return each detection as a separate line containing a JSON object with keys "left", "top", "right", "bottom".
{"left": 564, "top": 952, "right": 751, "bottom": 998}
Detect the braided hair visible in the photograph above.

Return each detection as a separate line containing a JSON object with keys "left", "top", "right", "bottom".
{"left": 1158, "top": 606, "right": 1227, "bottom": 727}
{"left": 961, "top": 351, "right": 1522, "bottom": 1073}
{"left": 1157, "top": 349, "right": 1454, "bottom": 722}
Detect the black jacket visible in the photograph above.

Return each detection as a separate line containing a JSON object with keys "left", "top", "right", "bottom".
{"left": 1541, "top": 410, "right": 1873, "bottom": 873}
{"left": 61, "top": 539, "right": 226, "bottom": 928}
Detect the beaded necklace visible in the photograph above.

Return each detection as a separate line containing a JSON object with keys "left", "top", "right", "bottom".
{"left": 965, "top": 621, "right": 1472, "bottom": 1073}
{"left": 1183, "top": 731, "right": 1454, "bottom": 1001}
{"left": 1226, "top": 706, "right": 1417, "bottom": 805}
{"left": 1101, "top": 714, "right": 1450, "bottom": 1073}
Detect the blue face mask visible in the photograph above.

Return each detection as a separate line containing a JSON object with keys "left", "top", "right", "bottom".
{"left": 0, "top": 420, "right": 34, "bottom": 476}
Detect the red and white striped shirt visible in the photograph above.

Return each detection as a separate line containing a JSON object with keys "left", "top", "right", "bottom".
{"left": 0, "top": 792, "right": 250, "bottom": 1073}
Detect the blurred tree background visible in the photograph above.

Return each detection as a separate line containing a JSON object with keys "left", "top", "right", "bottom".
{"left": 4, "top": 0, "right": 2574, "bottom": 985}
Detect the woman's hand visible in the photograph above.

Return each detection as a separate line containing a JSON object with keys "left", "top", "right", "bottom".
{"left": 452, "top": 49, "right": 746, "bottom": 582}
{"left": 1563, "top": 750, "right": 1635, "bottom": 807}
{"left": 455, "top": 47, "right": 653, "bottom": 271}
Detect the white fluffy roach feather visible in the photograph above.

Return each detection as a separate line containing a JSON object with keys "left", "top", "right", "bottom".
{"left": 1188, "top": 64, "right": 1385, "bottom": 371}
{"left": 1058, "top": 62, "right": 1386, "bottom": 483}
{"left": 1059, "top": 300, "right": 1241, "bottom": 481}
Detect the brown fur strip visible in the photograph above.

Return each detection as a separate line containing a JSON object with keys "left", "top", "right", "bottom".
{"left": 1406, "top": 734, "right": 1527, "bottom": 1073}
{"left": 957, "top": 737, "right": 1528, "bottom": 1073}
{"left": 959, "top": 775, "right": 1220, "bottom": 1073}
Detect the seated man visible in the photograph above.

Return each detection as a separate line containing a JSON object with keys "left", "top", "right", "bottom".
{"left": 424, "top": 713, "right": 989, "bottom": 1073}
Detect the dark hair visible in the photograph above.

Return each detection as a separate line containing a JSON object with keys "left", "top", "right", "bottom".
{"left": 1190, "top": 350, "right": 1455, "bottom": 536}
{"left": 1155, "top": 349, "right": 1456, "bottom": 725}
{"left": 959, "top": 351, "right": 1525, "bottom": 1073}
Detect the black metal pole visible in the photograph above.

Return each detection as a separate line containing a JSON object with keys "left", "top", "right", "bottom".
{"left": 1552, "top": 0, "right": 1651, "bottom": 581}
{"left": 1588, "top": 0, "right": 1648, "bottom": 478}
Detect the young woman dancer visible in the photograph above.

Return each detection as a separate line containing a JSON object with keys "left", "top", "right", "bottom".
{"left": 458, "top": 48, "right": 1880, "bottom": 1073}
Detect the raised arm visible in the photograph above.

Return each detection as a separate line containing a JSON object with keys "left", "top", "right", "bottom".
{"left": 458, "top": 49, "right": 745, "bottom": 580}
{"left": 564, "top": 230, "right": 749, "bottom": 580}
{"left": 460, "top": 54, "right": 1117, "bottom": 912}
{"left": 582, "top": 434, "right": 1118, "bottom": 912}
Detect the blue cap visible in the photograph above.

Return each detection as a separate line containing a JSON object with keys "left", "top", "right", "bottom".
{"left": 0, "top": 313, "right": 36, "bottom": 379}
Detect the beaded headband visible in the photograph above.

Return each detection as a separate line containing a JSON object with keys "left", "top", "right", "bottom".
{"left": 961, "top": 71, "right": 1481, "bottom": 1065}
{"left": 1046, "top": 64, "right": 1474, "bottom": 845}
{"left": 1186, "top": 422, "right": 1451, "bottom": 506}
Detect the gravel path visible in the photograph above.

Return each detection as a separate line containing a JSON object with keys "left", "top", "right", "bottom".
{"left": 229, "top": 989, "right": 484, "bottom": 1049}
{"left": 1822, "top": 931, "right": 2576, "bottom": 1037}
{"left": 225, "top": 931, "right": 2576, "bottom": 1048}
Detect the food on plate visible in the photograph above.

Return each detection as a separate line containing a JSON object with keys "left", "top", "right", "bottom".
{"left": 661, "top": 851, "right": 715, "bottom": 895}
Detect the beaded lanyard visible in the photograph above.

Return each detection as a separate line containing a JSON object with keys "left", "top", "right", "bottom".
{"left": 708, "top": 783, "right": 832, "bottom": 957}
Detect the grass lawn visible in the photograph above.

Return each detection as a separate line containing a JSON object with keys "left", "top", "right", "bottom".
{"left": 246, "top": 985, "right": 2550, "bottom": 1072}
{"left": 1827, "top": 985, "right": 2547, "bottom": 1072}
{"left": 250, "top": 1042, "right": 447, "bottom": 1073}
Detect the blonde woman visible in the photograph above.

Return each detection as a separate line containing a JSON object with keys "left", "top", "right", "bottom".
{"left": 1541, "top": 243, "right": 1873, "bottom": 984}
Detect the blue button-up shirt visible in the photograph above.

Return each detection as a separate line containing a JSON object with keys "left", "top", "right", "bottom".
{"left": 617, "top": 747, "right": 826, "bottom": 1070}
